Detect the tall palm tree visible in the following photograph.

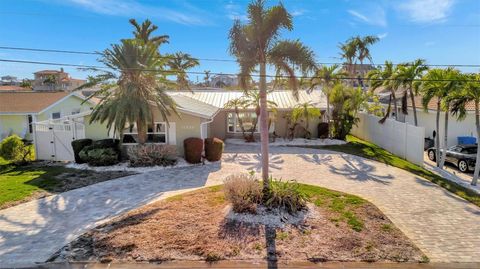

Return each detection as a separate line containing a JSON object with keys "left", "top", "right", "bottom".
{"left": 393, "top": 59, "right": 428, "bottom": 126}
{"left": 422, "top": 68, "right": 463, "bottom": 168}
{"left": 291, "top": 101, "right": 321, "bottom": 132}
{"left": 129, "top": 19, "right": 169, "bottom": 47}
{"left": 309, "top": 64, "right": 345, "bottom": 121}
{"left": 367, "top": 61, "right": 398, "bottom": 121}
{"left": 355, "top": 35, "right": 380, "bottom": 66}
{"left": 166, "top": 52, "right": 200, "bottom": 90}
{"left": 339, "top": 40, "right": 357, "bottom": 81}
{"left": 229, "top": 0, "right": 316, "bottom": 187}
{"left": 450, "top": 73, "right": 480, "bottom": 185}
{"left": 203, "top": 70, "right": 211, "bottom": 86}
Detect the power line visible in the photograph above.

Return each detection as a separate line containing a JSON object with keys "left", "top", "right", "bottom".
{"left": 1, "top": 45, "right": 480, "bottom": 68}
{"left": 1, "top": 58, "right": 478, "bottom": 83}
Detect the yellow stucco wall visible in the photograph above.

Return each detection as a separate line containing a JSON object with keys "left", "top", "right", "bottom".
{"left": 84, "top": 115, "right": 112, "bottom": 140}
{"left": 0, "top": 115, "right": 28, "bottom": 139}
{"left": 36, "top": 95, "right": 94, "bottom": 122}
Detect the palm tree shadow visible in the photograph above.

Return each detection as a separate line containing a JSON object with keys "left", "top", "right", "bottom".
{"left": 296, "top": 154, "right": 333, "bottom": 165}
{"left": 228, "top": 153, "right": 284, "bottom": 172}
{"left": 327, "top": 155, "right": 394, "bottom": 184}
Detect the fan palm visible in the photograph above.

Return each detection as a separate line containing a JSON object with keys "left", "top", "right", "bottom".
{"left": 291, "top": 101, "right": 321, "bottom": 131}
{"left": 367, "top": 61, "right": 398, "bottom": 122}
{"left": 450, "top": 73, "right": 480, "bottom": 185}
{"left": 129, "top": 19, "right": 169, "bottom": 47}
{"left": 421, "top": 68, "right": 463, "bottom": 169}
{"left": 309, "top": 64, "right": 345, "bottom": 121}
{"left": 167, "top": 52, "right": 199, "bottom": 90}
{"left": 229, "top": 0, "right": 316, "bottom": 186}
{"left": 393, "top": 59, "right": 428, "bottom": 126}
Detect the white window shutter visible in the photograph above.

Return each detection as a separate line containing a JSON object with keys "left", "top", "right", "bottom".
{"left": 168, "top": 122, "right": 176, "bottom": 145}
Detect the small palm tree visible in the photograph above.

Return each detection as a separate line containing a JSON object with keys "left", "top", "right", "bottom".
{"left": 241, "top": 90, "right": 278, "bottom": 140}
{"left": 43, "top": 75, "right": 57, "bottom": 91}
{"left": 203, "top": 70, "right": 211, "bottom": 86}
{"left": 309, "top": 64, "right": 345, "bottom": 121}
{"left": 450, "top": 73, "right": 480, "bottom": 185}
{"left": 291, "top": 101, "right": 321, "bottom": 134}
{"left": 224, "top": 97, "right": 248, "bottom": 138}
{"left": 129, "top": 19, "right": 169, "bottom": 47}
{"left": 229, "top": 0, "right": 316, "bottom": 186}
{"left": 367, "top": 61, "right": 398, "bottom": 122}
{"left": 167, "top": 52, "right": 199, "bottom": 90}
{"left": 393, "top": 59, "right": 428, "bottom": 126}
{"left": 421, "top": 68, "right": 463, "bottom": 169}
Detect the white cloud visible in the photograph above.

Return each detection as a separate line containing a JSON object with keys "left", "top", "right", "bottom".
{"left": 225, "top": 1, "right": 248, "bottom": 21}
{"left": 347, "top": 8, "right": 387, "bottom": 27}
{"left": 291, "top": 9, "right": 306, "bottom": 17}
{"left": 377, "top": 32, "right": 388, "bottom": 39}
{"left": 398, "top": 0, "right": 455, "bottom": 23}
{"left": 61, "top": 0, "right": 209, "bottom": 25}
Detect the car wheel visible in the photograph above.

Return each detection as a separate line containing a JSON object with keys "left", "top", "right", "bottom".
{"left": 458, "top": 160, "right": 468, "bottom": 173}
{"left": 428, "top": 150, "right": 436, "bottom": 161}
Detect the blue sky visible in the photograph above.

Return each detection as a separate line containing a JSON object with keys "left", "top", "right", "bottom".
{"left": 0, "top": 0, "right": 479, "bottom": 80}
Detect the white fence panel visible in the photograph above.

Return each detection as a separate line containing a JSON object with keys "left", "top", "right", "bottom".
{"left": 34, "top": 121, "right": 86, "bottom": 161}
{"left": 351, "top": 112, "right": 425, "bottom": 166}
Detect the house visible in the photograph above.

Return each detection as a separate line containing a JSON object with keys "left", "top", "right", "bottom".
{"left": 32, "top": 68, "right": 86, "bottom": 91}
{"left": 0, "top": 91, "right": 97, "bottom": 140}
{"left": 209, "top": 74, "right": 238, "bottom": 88}
{"left": 0, "top": 75, "right": 20, "bottom": 86}
{"left": 28, "top": 89, "right": 327, "bottom": 161}
{"left": 342, "top": 63, "right": 376, "bottom": 89}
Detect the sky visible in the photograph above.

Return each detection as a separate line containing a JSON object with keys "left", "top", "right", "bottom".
{"left": 0, "top": 0, "right": 479, "bottom": 81}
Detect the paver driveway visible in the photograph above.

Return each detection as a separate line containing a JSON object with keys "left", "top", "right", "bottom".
{"left": 1, "top": 144, "right": 479, "bottom": 267}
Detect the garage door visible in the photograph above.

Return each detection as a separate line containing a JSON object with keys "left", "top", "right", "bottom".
{"left": 34, "top": 121, "right": 85, "bottom": 161}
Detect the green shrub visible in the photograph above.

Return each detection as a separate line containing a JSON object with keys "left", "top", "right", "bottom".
{"left": 265, "top": 178, "right": 308, "bottom": 214}
{"left": 204, "top": 137, "right": 224, "bottom": 162}
{"left": 93, "top": 139, "right": 120, "bottom": 150}
{"left": 184, "top": 137, "right": 203, "bottom": 164}
{"left": 0, "top": 135, "right": 34, "bottom": 164}
{"left": 224, "top": 173, "right": 263, "bottom": 213}
{"left": 127, "top": 144, "right": 177, "bottom": 167}
{"left": 71, "top": 139, "right": 93, "bottom": 164}
{"left": 79, "top": 147, "right": 119, "bottom": 166}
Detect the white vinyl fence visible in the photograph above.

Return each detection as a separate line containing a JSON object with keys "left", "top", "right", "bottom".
{"left": 34, "top": 120, "right": 85, "bottom": 161}
{"left": 350, "top": 113, "right": 425, "bottom": 166}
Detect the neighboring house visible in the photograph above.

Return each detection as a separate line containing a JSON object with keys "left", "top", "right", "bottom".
{"left": 0, "top": 75, "right": 20, "bottom": 85}
{"left": 0, "top": 91, "right": 97, "bottom": 140}
{"left": 29, "top": 89, "right": 326, "bottom": 161}
{"left": 209, "top": 74, "right": 238, "bottom": 88}
{"left": 32, "top": 68, "right": 86, "bottom": 91}
{"left": 342, "top": 63, "right": 375, "bottom": 89}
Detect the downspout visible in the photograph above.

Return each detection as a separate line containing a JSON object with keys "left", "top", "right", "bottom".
{"left": 200, "top": 109, "right": 220, "bottom": 154}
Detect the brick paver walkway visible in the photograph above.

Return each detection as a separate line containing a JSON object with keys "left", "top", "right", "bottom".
{"left": 0, "top": 144, "right": 479, "bottom": 267}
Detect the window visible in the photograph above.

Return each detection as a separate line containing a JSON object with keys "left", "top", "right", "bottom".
{"left": 122, "top": 122, "right": 167, "bottom": 144}
{"left": 27, "top": 115, "right": 33, "bottom": 133}
{"left": 71, "top": 108, "right": 81, "bottom": 115}
{"left": 227, "top": 112, "right": 274, "bottom": 133}
{"left": 51, "top": 112, "right": 61, "bottom": 119}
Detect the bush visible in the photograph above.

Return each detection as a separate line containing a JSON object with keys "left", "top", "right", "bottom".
{"left": 184, "top": 137, "right": 203, "bottom": 164}
{"left": 93, "top": 139, "right": 120, "bottom": 150}
{"left": 224, "top": 173, "right": 263, "bottom": 213}
{"left": 127, "top": 144, "right": 177, "bottom": 167}
{"left": 265, "top": 178, "right": 308, "bottom": 214}
{"left": 0, "top": 135, "right": 34, "bottom": 164}
{"left": 204, "top": 137, "right": 224, "bottom": 162}
{"left": 71, "top": 139, "right": 93, "bottom": 164}
{"left": 79, "top": 147, "right": 119, "bottom": 166}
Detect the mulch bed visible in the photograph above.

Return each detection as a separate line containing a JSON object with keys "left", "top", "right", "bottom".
{"left": 50, "top": 186, "right": 426, "bottom": 264}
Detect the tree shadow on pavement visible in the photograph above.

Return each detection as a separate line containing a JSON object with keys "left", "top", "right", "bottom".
{"left": 327, "top": 155, "right": 394, "bottom": 184}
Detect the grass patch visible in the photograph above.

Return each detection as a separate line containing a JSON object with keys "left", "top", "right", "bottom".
{"left": 276, "top": 231, "right": 289, "bottom": 240}
{"left": 318, "top": 135, "right": 480, "bottom": 207}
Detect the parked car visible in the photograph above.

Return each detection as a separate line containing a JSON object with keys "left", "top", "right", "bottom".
{"left": 427, "top": 144, "right": 477, "bottom": 173}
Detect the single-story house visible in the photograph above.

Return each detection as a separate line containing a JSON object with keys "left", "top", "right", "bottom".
{"left": 0, "top": 91, "right": 98, "bottom": 140}
{"left": 26, "top": 89, "right": 327, "bottom": 161}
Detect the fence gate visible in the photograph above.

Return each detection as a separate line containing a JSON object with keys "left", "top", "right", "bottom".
{"left": 34, "top": 121, "right": 85, "bottom": 161}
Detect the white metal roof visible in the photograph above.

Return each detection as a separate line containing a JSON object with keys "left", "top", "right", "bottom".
{"left": 170, "top": 94, "right": 220, "bottom": 119}
{"left": 169, "top": 89, "right": 327, "bottom": 110}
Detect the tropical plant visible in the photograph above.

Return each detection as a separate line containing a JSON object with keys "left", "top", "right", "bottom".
{"left": 43, "top": 75, "right": 57, "bottom": 91}
{"left": 81, "top": 20, "right": 178, "bottom": 144}
{"left": 228, "top": 0, "right": 316, "bottom": 187}
{"left": 367, "top": 61, "right": 398, "bottom": 122}
{"left": 329, "top": 83, "right": 365, "bottom": 139}
{"left": 203, "top": 70, "right": 211, "bottom": 86}
{"left": 339, "top": 40, "right": 357, "bottom": 79}
{"left": 0, "top": 135, "right": 34, "bottom": 164}
{"left": 421, "top": 68, "right": 464, "bottom": 169}
{"left": 449, "top": 73, "right": 480, "bottom": 185}
{"left": 129, "top": 19, "right": 169, "bottom": 47}
{"left": 354, "top": 35, "right": 380, "bottom": 66}
{"left": 393, "top": 59, "right": 429, "bottom": 126}
{"left": 339, "top": 35, "right": 379, "bottom": 86}
{"left": 166, "top": 52, "right": 199, "bottom": 90}
{"left": 20, "top": 79, "right": 32, "bottom": 89}
{"left": 291, "top": 101, "right": 321, "bottom": 132}
{"left": 309, "top": 64, "right": 345, "bottom": 121}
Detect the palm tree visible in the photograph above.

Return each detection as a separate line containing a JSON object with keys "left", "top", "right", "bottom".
{"left": 393, "top": 59, "right": 428, "bottom": 126}
{"left": 203, "top": 70, "right": 211, "bottom": 86}
{"left": 224, "top": 97, "right": 248, "bottom": 139}
{"left": 229, "top": 0, "right": 316, "bottom": 187}
{"left": 291, "top": 101, "right": 321, "bottom": 134}
{"left": 355, "top": 35, "right": 380, "bottom": 66}
{"left": 241, "top": 90, "right": 278, "bottom": 140}
{"left": 309, "top": 64, "right": 345, "bottom": 122}
{"left": 367, "top": 61, "right": 398, "bottom": 121}
{"left": 167, "top": 52, "right": 199, "bottom": 90}
{"left": 450, "top": 73, "right": 480, "bottom": 185}
{"left": 329, "top": 83, "right": 365, "bottom": 139}
{"left": 339, "top": 40, "right": 357, "bottom": 81}
{"left": 129, "top": 19, "right": 169, "bottom": 47}
{"left": 43, "top": 75, "right": 57, "bottom": 91}
{"left": 421, "top": 68, "right": 463, "bottom": 168}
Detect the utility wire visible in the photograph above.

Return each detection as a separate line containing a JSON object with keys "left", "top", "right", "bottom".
{"left": 1, "top": 58, "right": 478, "bottom": 83}
{"left": 1, "top": 46, "right": 480, "bottom": 68}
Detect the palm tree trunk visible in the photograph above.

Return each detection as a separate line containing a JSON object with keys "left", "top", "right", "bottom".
{"left": 136, "top": 120, "right": 147, "bottom": 144}
{"left": 259, "top": 61, "right": 270, "bottom": 189}
{"left": 392, "top": 90, "right": 398, "bottom": 121}
{"left": 472, "top": 101, "right": 480, "bottom": 186}
{"left": 409, "top": 86, "right": 418, "bottom": 126}
{"left": 439, "top": 106, "right": 449, "bottom": 169}
{"left": 435, "top": 101, "right": 441, "bottom": 167}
